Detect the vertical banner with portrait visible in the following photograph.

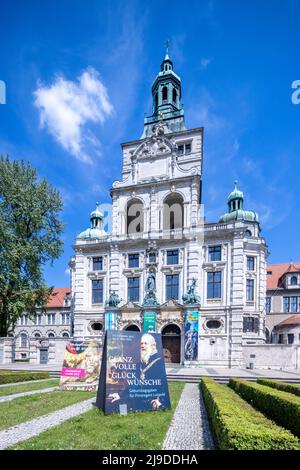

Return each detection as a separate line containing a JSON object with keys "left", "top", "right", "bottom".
{"left": 96, "top": 330, "right": 171, "bottom": 415}
{"left": 60, "top": 339, "right": 102, "bottom": 391}
{"left": 143, "top": 311, "right": 157, "bottom": 333}
{"left": 106, "top": 312, "right": 118, "bottom": 330}
{"left": 184, "top": 310, "right": 199, "bottom": 361}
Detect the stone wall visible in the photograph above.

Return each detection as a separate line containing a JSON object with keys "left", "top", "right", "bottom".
{"left": 243, "top": 344, "right": 300, "bottom": 370}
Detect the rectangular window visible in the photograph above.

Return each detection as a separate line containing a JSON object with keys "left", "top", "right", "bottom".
{"left": 128, "top": 277, "right": 140, "bottom": 302}
{"left": 92, "top": 279, "right": 103, "bottom": 304}
{"left": 166, "top": 274, "right": 179, "bottom": 300}
{"left": 185, "top": 143, "right": 191, "bottom": 153}
{"left": 167, "top": 249, "right": 179, "bottom": 265}
{"left": 177, "top": 145, "right": 184, "bottom": 155}
{"left": 265, "top": 297, "right": 271, "bottom": 313}
{"left": 246, "top": 279, "right": 254, "bottom": 302}
{"left": 288, "top": 334, "right": 294, "bottom": 344}
{"left": 92, "top": 257, "right": 103, "bottom": 271}
{"left": 283, "top": 297, "right": 290, "bottom": 313}
{"left": 247, "top": 256, "right": 255, "bottom": 271}
{"left": 61, "top": 313, "right": 70, "bottom": 325}
{"left": 243, "top": 317, "right": 259, "bottom": 333}
{"left": 278, "top": 334, "right": 284, "bottom": 344}
{"left": 291, "top": 296, "right": 298, "bottom": 313}
{"left": 37, "top": 315, "right": 42, "bottom": 325}
{"left": 128, "top": 253, "right": 139, "bottom": 268}
{"left": 208, "top": 246, "right": 221, "bottom": 262}
{"left": 207, "top": 271, "right": 222, "bottom": 299}
{"left": 47, "top": 314, "right": 55, "bottom": 325}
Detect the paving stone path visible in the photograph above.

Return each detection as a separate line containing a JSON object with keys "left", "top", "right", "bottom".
{"left": 163, "top": 383, "right": 214, "bottom": 450}
{"left": 0, "top": 386, "right": 58, "bottom": 403}
{"left": 0, "top": 397, "right": 95, "bottom": 449}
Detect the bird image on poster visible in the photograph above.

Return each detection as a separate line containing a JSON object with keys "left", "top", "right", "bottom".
{"left": 96, "top": 331, "right": 171, "bottom": 414}
{"left": 60, "top": 339, "right": 102, "bottom": 391}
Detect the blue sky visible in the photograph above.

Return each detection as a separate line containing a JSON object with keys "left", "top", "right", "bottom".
{"left": 0, "top": 0, "right": 299, "bottom": 287}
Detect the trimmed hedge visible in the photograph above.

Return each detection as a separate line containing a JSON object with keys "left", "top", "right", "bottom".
{"left": 257, "top": 379, "right": 300, "bottom": 398}
{"left": 201, "top": 378, "right": 300, "bottom": 450}
{"left": 0, "top": 371, "right": 49, "bottom": 384}
{"left": 229, "top": 378, "right": 300, "bottom": 438}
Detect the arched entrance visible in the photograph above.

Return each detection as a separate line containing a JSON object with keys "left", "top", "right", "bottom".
{"left": 161, "top": 324, "right": 181, "bottom": 364}
{"left": 124, "top": 324, "right": 140, "bottom": 332}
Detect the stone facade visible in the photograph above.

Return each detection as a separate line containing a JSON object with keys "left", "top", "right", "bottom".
{"left": 71, "top": 52, "right": 268, "bottom": 368}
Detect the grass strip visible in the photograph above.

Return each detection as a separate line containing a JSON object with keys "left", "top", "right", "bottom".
{"left": 0, "top": 371, "right": 50, "bottom": 384}
{"left": 0, "top": 379, "right": 59, "bottom": 397}
{"left": 11, "top": 381, "right": 184, "bottom": 450}
{"left": 0, "top": 389, "right": 94, "bottom": 431}
{"left": 257, "top": 379, "right": 300, "bottom": 398}
{"left": 229, "top": 378, "right": 300, "bottom": 438}
{"left": 201, "top": 377, "right": 300, "bottom": 450}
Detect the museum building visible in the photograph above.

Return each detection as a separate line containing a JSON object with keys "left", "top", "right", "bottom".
{"left": 69, "top": 50, "right": 268, "bottom": 368}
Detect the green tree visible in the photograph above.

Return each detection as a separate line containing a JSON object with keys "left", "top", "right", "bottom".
{"left": 0, "top": 157, "right": 64, "bottom": 336}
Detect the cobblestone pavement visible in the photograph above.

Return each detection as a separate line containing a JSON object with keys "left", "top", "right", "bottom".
{"left": 0, "top": 397, "right": 95, "bottom": 449}
{"left": 0, "top": 386, "right": 58, "bottom": 403}
{"left": 163, "top": 383, "right": 214, "bottom": 450}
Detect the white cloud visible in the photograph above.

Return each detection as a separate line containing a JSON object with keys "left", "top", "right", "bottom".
{"left": 34, "top": 67, "right": 114, "bottom": 164}
{"left": 200, "top": 57, "right": 213, "bottom": 70}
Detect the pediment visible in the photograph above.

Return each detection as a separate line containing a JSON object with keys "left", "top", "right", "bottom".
{"left": 160, "top": 299, "right": 183, "bottom": 310}
{"left": 120, "top": 301, "right": 141, "bottom": 311}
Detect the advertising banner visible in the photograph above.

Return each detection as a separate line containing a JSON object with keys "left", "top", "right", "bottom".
{"left": 59, "top": 339, "right": 102, "bottom": 391}
{"left": 96, "top": 330, "right": 171, "bottom": 415}
{"left": 106, "top": 312, "right": 118, "bottom": 330}
{"left": 184, "top": 310, "right": 199, "bottom": 361}
{"left": 143, "top": 311, "right": 157, "bottom": 333}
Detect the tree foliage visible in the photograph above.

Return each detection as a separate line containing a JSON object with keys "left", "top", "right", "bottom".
{"left": 0, "top": 156, "right": 64, "bottom": 336}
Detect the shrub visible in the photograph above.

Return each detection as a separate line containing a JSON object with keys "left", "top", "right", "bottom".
{"left": 229, "top": 378, "right": 300, "bottom": 438}
{"left": 201, "top": 377, "right": 300, "bottom": 450}
{"left": 0, "top": 371, "right": 49, "bottom": 384}
{"left": 257, "top": 379, "right": 300, "bottom": 398}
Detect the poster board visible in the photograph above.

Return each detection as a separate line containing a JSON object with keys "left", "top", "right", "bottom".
{"left": 60, "top": 339, "right": 102, "bottom": 391}
{"left": 184, "top": 310, "right": 199, "bottom": 361}
{"left": 96, "top": 330, "right": 171, "bottom": 415}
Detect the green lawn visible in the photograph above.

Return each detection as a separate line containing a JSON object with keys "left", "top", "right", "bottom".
{"left": 0, "top": 379, "right": 59, "bottom": 397}
{"left": 11, "top": 381, "right": 184, "bottom": 450}
{"left": 0, "top": 389, "right": 94, "bottom": 431}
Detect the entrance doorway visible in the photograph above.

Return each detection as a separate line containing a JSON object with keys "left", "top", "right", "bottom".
{"left": 40, "top": 349, "right": 48, "bottom": 364}
{"left": 161, "top": 324, "right": 181, "bottom": 363}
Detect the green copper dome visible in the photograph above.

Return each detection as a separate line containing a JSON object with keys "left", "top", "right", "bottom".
{"left": 219, "top": 181, "right": 259, "bottom": 224}
{"left": 77, "top": 202, "right": 107, "bottom": 240}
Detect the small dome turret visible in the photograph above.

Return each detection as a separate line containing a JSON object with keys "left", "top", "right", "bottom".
{"left": 77, "top": 202, "right": 107, "bottom": 240}
{"left": 219, "top": 181, "right": 259, "bottom": 224}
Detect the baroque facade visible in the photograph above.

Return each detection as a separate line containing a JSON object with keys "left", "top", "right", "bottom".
{"left": 70, "top": 51, "right": 268, "bottom": 367}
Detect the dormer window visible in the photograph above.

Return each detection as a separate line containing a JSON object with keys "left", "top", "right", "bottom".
{"left": 291, "top": 276, "right": 298, "bottom": 286}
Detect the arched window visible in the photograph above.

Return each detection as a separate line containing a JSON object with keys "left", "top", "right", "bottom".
{"left": 34, "top": 332, "right": 41, "bottom": 338}
{"left": 163, "top": 193, "right": 184, "bottom": 231}
{"left": 127, "top": 198, "right": 144, "bottom": 234}
{"left": 62, "top": 332, "right": 70, "bottom": 338}
{"left": 172, "top": 87, "right": 177, "bottom": 103}
{"left": 48, "top": 332, "right": 55, "bottom": 338}
{"left": 245, "top": 229, "right": 252, "bottom": 237}
{"left": 162, "top": 86, "right": 168, "bottom": 101}
{"left": 155, "top": 93, "right": 158, "bottom": 110}
{"left": 291, "top": 276, "right": 298, "bottom": 286}
{"left": 124, "top": 324, "right": 140, "bottom": 332}
{"left": 20, "top": 333, "right": 28, "bottom": 348}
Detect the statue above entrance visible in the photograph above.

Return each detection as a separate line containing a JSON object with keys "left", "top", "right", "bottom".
{"left": 105, "top": 290, "right": 122, "bottom": 308}
{"left": 182, "top": 278, "right": 201, "bottom": 305}
{"left": 143, "top": 270, "right": 160, "bottom": 307}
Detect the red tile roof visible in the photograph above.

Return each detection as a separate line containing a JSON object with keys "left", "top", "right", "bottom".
{"left": 47, "top": 288, "right": 71, "bottom": 308}
{"left": 275, "top": 315, "right": 300, "bottom": 328}
{"left": 267, "top": 263, "right": 300, "bottom": 290}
